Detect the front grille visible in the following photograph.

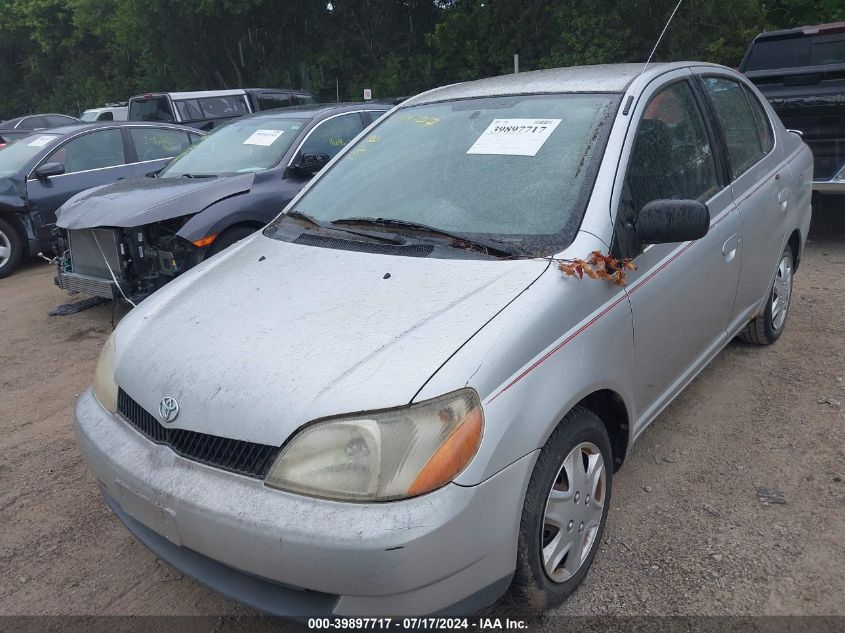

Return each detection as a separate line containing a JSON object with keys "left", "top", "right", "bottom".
{"left": 293, "top": 233, "right": 434, "bottom": 257}
{"left": 117, "top": 389, "right": 281, "bottom": 478}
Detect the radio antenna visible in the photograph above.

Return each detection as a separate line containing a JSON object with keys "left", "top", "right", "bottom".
{"left": 641, "top": 0, "right": 685, "bottom": 75}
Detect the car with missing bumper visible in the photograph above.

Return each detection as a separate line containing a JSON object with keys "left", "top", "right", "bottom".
{"left": 55, "top": 103, "right": 388, "bottom": 304}
{"left": 0, "top": 121, "right": 203, "bottom": 278}
{"left": 75, "top": 62, "right": 812, "bottom": 616}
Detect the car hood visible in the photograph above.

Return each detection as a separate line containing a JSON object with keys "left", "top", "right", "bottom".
{"left": 114, "top": 234, "right": 548, "bottom": 447}
{"left": 56, "top": 173, "right": 254, "bottom": 229}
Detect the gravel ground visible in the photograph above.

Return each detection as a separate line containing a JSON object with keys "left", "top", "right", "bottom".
{"left": 0, "top": 201, "right": 843, "bottom": 620}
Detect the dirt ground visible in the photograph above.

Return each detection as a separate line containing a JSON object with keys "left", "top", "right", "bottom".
{"left": 1, "top": 201, "right": 843, "bottom": 620}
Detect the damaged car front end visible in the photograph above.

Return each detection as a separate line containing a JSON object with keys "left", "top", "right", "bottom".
{"left": 54, "top": 173, "right": 256, "bottom": 302}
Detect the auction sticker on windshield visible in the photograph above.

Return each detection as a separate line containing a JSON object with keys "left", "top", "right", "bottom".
{"left": 28, "top": 135, "right": 58, "bottom": 147}
{"left": 467, "top": 119, "right": 561, "bottom": 156}
{"left": 243, "top": 129, "right": 284, "bottom": 146}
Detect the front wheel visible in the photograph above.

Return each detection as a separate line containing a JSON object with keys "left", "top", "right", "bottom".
{"left": 506, "top": 406, "right": 612, "bottom": 612}
{"left": 738, "top": 245, "right": 794, "bottom": 345}
{"left": 0, "top": 217, "right": 24, "bottom": 279}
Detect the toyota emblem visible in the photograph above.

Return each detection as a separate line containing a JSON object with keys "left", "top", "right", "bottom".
{"left": 158, "top": 397, "right": 180, "bottom": 423}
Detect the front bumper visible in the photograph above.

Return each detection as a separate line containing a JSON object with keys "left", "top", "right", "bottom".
{"left": 74, "top": 388, "right": 536, "bottom": 616}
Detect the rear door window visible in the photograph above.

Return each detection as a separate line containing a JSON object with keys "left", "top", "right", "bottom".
{"left": 742, "top": 86, "right": 774, "bottom": 154}
{"left": 129, "top": 128, "right": 192, "bottom": 161}
{"left": 175, "top": 99, "right": 203, "bottom": 122}
{"left": 198, "top": 96, "right": 249, "bottom": 119}
{"left": 46, "top": 129, "right": 126, "bottom": 173}
{"left": 700, "top": 76, "right": 764, "bottom": 178}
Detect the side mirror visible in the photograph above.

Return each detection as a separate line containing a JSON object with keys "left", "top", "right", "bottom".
{"left": 35, "top": 162, "right": 65, "bottom": 179}
{"left": 291, "top": 152, "right": 330, "bottom": 177}
{"left": 635, "top": 199, "right": 710, "bottom": 244}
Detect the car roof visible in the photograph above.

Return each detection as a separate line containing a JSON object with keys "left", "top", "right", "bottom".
{"left": 399, "top": 62, "right": 727, "bottom": 106}
{"left": 16, "top": 121, "right": 204, "bottom": 138}
{"left": 1, "top": 113, "right": 77, "bottom": 127}
{"left": 234, "top": 102, "right": 390, "bottom": 121}
{"left": 752, "top": 21, "right": 845, "bottom": 41}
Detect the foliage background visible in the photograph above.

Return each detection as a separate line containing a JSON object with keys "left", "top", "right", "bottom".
{"left": 0, "top": 0, "right": 843, "bottom": 119}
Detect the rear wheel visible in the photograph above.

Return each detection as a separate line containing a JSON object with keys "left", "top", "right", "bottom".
{"left": 0, "top": 218, "right": 24, "bottom": 279}
{"left": 506, "top": 406, "right": 612, "bottom": 613}
{"left": 738, "top": 245, "right": 793, "bottom": 345}
{"left": 207, "top": 225, "right": 258, "bottom": 257}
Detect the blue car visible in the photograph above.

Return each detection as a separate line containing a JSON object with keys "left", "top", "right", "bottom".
{"left": 55, "top": 103, "right": 389, "bottom": 303}
{"left": 0, "top": 121, "right": 204, "bottom": 278}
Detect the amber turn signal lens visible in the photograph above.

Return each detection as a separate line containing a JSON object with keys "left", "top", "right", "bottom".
{"left": 407, "top": 407, "right": 483, "bottom": 496}
{"left": 192, "top": 233, "right": 218, "bottom": 248}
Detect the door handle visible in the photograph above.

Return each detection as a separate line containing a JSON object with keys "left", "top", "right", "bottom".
{"left": 777, "top": 189, "right": 789, "bottom": 211}
{"left": 722, "top": 233, "right": 740, "bottom": 262}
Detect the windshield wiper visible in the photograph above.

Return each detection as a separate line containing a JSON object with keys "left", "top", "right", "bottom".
{"left": 331, "top": 217, "right": 530, "bottom": 258}
{"left": 283, "top": 210, "right": 405, "bottom": 244}
{"left": 180, "top": 173, "right": 218, "bottom": 179}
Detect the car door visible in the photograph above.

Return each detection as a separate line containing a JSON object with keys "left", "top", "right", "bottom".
{"left": 695, "top": 72, "right": 789, "bottom": 324}
{"left": 26, "top": 128, "right": 134, "bottom": 240}
{"left": 125, "top": 126, "right": 195, "bottom": 176}
{"left": 612, "top": 72, "right": 743, "bottom": 431}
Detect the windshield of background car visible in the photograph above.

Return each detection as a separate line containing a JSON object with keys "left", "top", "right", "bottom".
{"left": 0, "top": 133, "right": 58, "bottom": 177}
{"left": 80, "top": 110, "right": 99, "bottom": 122}
{"left": 283, "top": 93, "right": 619, "bottom": 255}
{"left": 159, "top": 117, "right": 307, "bottom": 177}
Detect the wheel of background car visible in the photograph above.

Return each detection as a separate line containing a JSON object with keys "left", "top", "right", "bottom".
{"left": 0, "top": 217, "right": 24, "bottom": 279}
{"left": 506, "top": 405, "right": 612, "bottom": 613}
{"left": 208, "top": 225, "right": 259, "bottom": 256}
{"left": 738, "top": 244, "right": 794, "bottom": 345}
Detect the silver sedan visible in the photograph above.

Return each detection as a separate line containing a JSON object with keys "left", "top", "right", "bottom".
{"left": 74, "top": 61, "right": 812, "bottom": 616}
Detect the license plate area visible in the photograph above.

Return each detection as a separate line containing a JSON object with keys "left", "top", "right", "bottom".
{"left": 112, "top": 479, "right": 181, "bottom": 546}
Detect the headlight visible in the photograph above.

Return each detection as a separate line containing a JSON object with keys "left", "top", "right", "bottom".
{"left": 93, "top": 332, "right": 118, "bottom": 413}
{"left": 265, "top": 389, "right": 483, "bottom": 501}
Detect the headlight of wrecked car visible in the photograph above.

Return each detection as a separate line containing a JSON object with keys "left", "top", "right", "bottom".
{"left": 265, "top": 389, "right": 483, "bottom": 501}
{"left": 93, "top": 332, "right": 118, "bottom": 413}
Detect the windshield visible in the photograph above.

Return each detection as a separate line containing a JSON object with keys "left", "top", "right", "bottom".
{"left": 0, "top": 134, "right": 59, "bottom": 177}
{"left": 80, "top": 110, "right": 99, "bottom": 122}
{"left": 159, "top": 117, "right": 307, "bottom": 178}
{"left": 280, "top": 93, "right": 618, "bottom": 255}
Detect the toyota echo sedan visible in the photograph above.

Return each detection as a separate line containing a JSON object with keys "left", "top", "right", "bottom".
{"left": 75, "top": 62, "right": 812, "bottom": 617}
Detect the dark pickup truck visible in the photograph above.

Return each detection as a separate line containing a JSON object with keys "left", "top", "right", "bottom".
{"left": 740, "top": 22, "right": 845, "bottom": 194}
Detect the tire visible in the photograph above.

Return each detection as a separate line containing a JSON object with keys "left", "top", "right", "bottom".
{"left": 0, "top": 217, "right": 24, "bottom": 279}
{"left": 738, "top": 245, "right": 794, "bottom": 345}
{"left": 505, "top": 406, "right": 612, "bottom": 614}
{"left": 207, "top": 225, "right": 258, "bottom": 257}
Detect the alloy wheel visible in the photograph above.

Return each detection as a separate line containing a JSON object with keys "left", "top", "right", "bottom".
{"left": 0, "top": 228, "right": 11, "bottom": 268}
